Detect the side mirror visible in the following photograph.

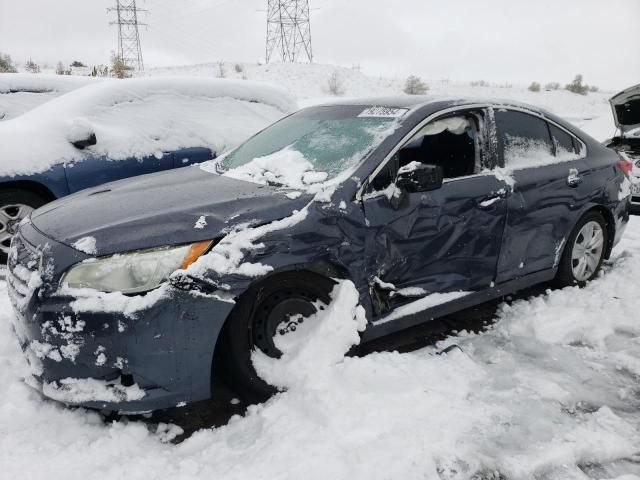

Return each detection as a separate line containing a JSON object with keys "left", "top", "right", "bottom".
{"left": 71, "top": 132, "right": 97, "bottom": 150}
{"left": 396, "top": 162, "right": 443, "bottom": 194}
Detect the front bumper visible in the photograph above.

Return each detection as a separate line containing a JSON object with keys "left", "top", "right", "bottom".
{"left": 7, "top": 222, "right": 234, "bottom": 413}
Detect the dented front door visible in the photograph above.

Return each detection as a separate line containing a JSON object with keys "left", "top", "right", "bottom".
{"left": 362, "top": 173, "right": 508, "bottom": 314}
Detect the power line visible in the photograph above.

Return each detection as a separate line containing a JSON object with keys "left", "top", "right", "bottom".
{"left": 108, "top": 0, "right": 146, "bottom": 71}
{"left": 266, "top": 0, "right": 313, "bottom": 63}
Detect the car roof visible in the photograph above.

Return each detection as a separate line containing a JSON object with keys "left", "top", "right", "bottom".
{"left": 314, "top": 95, "right": 546, "bottom": 114}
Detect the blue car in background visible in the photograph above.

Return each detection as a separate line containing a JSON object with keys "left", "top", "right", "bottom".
{"left": 7, "top": 96, "right": 631, "bottom": 413}
{"left": 0, "top": 76, "right": 295, "bottom": 260}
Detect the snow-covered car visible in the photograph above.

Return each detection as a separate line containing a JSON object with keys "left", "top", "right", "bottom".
{"left": 0, "top": 73, "right": 101, "bottom": 121}
{"left": 0, "top": 77, "right": 296, "bottom": 261}
{"left": 7, "top": 97, "right": 630, "bottom": 413}
{"left": 607, "top": 83, "right": 640, "bottom": 213}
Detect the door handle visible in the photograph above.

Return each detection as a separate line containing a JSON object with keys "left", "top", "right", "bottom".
{"left": 567, "top": 169, "right": 582, "bottom": 187}
{"left": 477, "top": 190, "right": 507, "bottom": 209}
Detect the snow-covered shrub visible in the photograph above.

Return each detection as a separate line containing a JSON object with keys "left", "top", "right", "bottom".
{"left": 110, "top": 55, "right": 131, "bottom": 79}
{"left": 70, "top": 60, "right": 85, "bottom": 68}
{"left": 403, "top": 75, "right": 429, "bottom": 95}
{"left": 471, "top": 80, "right": 489, "bottom": 87}
{"left": 566, "top": 74, "right": 589, "bottom": 95}
{"left": 25, "top": 59, "right": 40, "bottom": 74}
{"left": 327, "top": 71, "right": 345, "bottom": 96}
{"left": 0, "top": 53, "right": 17, "bottom": 73}
{"left": 589, "top": 85, "right": 599, "bottom": 93}
{"left": 528, "top": 81, "right": 541, "bottom": 92}
{"left": 545, "top": 82, "right": 561, "bottom": 90}
{"left": 234, "top": 63, "right": 243, "bottom": 73}
{"left": 55, "top": 62, "right": 71, "bottom": 76}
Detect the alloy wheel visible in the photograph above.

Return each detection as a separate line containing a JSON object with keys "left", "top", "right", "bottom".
{"left": 571, "top": 220, "right": 605, "bottom": 282}
{"left": 0, "top": 204, "right": 33, "bottom": 255}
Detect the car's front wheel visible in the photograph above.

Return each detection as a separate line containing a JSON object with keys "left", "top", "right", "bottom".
{"left": 218, "top": 271, "right": 335, "bottom": 403}
{"left": 0, "top": 189, "right": 49, "bottom": 263}
{"left": 553, "top": 210, "right": 608, "bottom": 287}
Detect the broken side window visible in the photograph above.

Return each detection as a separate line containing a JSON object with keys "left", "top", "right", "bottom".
{"left": 369, "top": 112, "right": 481, "bottom": 191}
{"left": 495, "top": 110, "right": 554, "bottom": 168}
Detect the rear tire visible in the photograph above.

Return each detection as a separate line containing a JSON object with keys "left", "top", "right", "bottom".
{"left": 553, "top": 210, "right": 608, "bottom": 288}
{"left": 217, "top": 272, "right": 335, "bottom": 403}
{"left": 0, "top": 189, "right": 49, "bottom": 263}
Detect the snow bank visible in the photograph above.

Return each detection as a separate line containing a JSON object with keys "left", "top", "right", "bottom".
{"left": 0, "top": 77, "right": 296, "bottom": 177}
{"left": 1, "top": 220, "right": 640, "bottom": 478}
{"left": 252, "top": 280, "right": 367, "bottom": 389}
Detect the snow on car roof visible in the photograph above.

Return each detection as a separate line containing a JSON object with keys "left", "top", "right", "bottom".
{"left": 0, "top": 73, "right": 104, "bottom": 95}
{"left": 0, "top": 73, "right": 105, "bottom": 121}
{"left": 0, "top": 77, "right": 297, "bottom": 177}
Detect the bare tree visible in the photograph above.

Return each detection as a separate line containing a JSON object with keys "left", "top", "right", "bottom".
{"left": 110, "top": 54, "right": 132, "bottom": 79}
{"left": 528, "top": 81, "right": 541, "bottom": 92}
{"left": 0, "top": 53, "right": 17, "bottom": 73}
{"left": 327, "top": 71, "right": 345, "bottom": 96}
{"left": 403, "top": 75, "right": 429, "bottom": 95}
{"left": 566, "top": 74, "right": 589, "bottom": 95}
{"left": 217, "top": 61, "right": 226, "bottom": 78}
{"left": 25, "top": 59, "right": 41, "bottom": 74}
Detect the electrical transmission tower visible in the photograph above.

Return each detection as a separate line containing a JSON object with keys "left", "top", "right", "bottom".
{"left": 108, "top": 1, "right": 146, "bottom": 71}
{"left": 266, "top": 0, "right": 313, "bottom": 63}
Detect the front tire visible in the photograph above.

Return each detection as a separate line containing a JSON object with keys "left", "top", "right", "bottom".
{"left": 218, "top": 272, "right": 334, "bottom": 403}
{"left": 553, "top": 210, "right": 608, "bottom": 288}
{"left": 0, "top": 189, "right": 49, "bottom": 263}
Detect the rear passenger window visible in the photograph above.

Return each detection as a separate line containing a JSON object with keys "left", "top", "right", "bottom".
{"left": 549, "top": 123, "right": 579, "bottom": 156}
{"left": 495, "top": 110, "right": 554, "bottom": 168}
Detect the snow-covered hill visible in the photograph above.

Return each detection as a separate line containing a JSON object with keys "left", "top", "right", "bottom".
{"left": 147, "top": 62, "right": 618, "bottom": 141}
{"left": 1, "top": 63, "right": 618, "bottom": 142}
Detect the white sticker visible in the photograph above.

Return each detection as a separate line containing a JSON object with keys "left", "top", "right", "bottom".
{"left": 358, "top": 106, "right": 408, "bottom": 119}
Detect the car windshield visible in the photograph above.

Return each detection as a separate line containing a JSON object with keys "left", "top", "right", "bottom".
{"left": 217, "top": 105, "right": 405, "bottom": 189}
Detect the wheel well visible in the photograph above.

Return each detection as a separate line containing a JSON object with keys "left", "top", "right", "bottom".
{"left": 587, "top": 205, "right": 615, "bottom": 259}
{"left": 0, "top": 181, "right": 56, "bottom": 202}
{"left": 210, "top": 268, "right": 339, "bottom": 395}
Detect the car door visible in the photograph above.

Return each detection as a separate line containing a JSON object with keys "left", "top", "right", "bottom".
{"left": 494, "top": 109, "right": 592, "bottom": 283}
{"left": 361, "top": 108, "right": 508, "bottom": 316}
{"left": 64, "top": 152, "right": 174, "bottom": 193}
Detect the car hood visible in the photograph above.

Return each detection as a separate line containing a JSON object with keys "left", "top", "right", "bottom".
{"left": 610, "top": 83, "right": 640, "bottom": 136}
{"left": 31, "top": 166, "right": 313, "bottom": 256}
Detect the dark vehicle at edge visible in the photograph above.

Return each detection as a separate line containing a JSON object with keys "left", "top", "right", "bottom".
{"left": 606, "top": 83, "right": 640, "bottom": 213}
{"left": 7, "top": 96, "right": 631, "bottom": 413}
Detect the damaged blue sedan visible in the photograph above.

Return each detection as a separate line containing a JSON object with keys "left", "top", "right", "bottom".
{"left": 7, "top": 97, "right": 631, "bottom": 413}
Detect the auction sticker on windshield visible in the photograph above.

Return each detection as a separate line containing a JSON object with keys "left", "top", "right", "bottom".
{"left": 358, "top": 106, "right": 408, "bottom": 118}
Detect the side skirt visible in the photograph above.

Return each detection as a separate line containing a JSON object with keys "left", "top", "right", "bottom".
{"left": 360, "top": 269, "right": 556, "bottom": 343}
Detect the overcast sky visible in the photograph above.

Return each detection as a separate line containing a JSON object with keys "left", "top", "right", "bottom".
{"left": 0, "top": 0, "right": 638, "bottom": 90}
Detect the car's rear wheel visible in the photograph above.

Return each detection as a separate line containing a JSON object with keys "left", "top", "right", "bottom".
{"left": 0, "top": 190, "right": 49, "bottom": 264}
{"left": 218, "top": 272, "right": 334, "bottom": 403}
{"left": 553, "top": 210, "right": 608, "bottom": 288}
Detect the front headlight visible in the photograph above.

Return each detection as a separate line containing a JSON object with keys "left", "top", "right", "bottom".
{"left": 61, "top": 240, "right": 212, "bottom": 294}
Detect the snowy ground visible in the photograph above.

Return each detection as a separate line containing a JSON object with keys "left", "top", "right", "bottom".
{"left": 0, "top": 228, "right": 639, "bottom": 480}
